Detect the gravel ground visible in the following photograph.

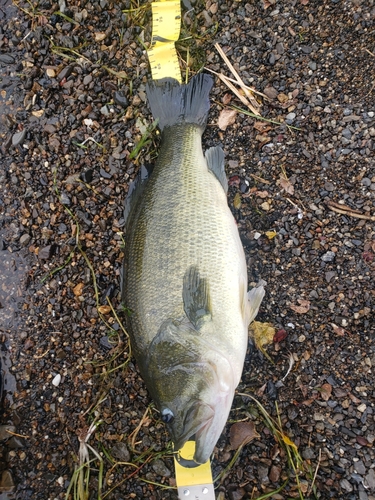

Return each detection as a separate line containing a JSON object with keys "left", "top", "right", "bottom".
{"left": 0, "top": 0, "right": 375, "bottom": 499}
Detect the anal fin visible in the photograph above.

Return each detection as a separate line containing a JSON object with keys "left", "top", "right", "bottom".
{"left": 246, "top": 284, "right": 265, "bottom": 325}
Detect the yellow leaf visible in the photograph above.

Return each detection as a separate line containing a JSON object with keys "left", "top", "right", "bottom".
{"left": 233, "top": 192, "right": 241, "bottom": 210}
{"left": 280, "top": 433, "right": 298, "bottom": 451}
{"left": 249, "top": 321, "right": 275, "bottom": 363}
{"left": 265, "top": 230, "right": 277, "bottom": 240}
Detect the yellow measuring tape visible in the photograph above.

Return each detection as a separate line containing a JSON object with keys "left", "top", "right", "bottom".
{"left": 147, "top": 0, "right": 182, "bottom": 82}
{"left": 147, "top": 3, "right": 214, "bottom": 497}
{"left": 174, "top": 441, "right": 215, "bottom": 499}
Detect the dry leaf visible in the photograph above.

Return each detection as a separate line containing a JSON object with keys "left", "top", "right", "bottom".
{"left": 222, "top": 93, "right": 232, "bottom": 105}
{"left": 253, "top": 121, "right": 272, "bottom": 133}
{"left": 229, "top": 422, "right": 260, "bottom": 450}
{"left": 218, "top": 108, "right": 237, "bottom": 131}
{"left": 233, "top": 192, "right": 242, "bottom": 210}
{"left": 98, "top": 305, "right": 111, "bottom": 314}
{"left": 277, "top": 174, "right": 294, "bottom": 195}
{"left": 331, "top": 323, "right": 347, "bottom": 336}
{"left": 265, "top": 230, "right": 277, "bottom": 240}
{"left": 250, "top": 321, "right": 275, "bottom": 362}
{"left": 300, "top": 0, "right": 309, "bottom": 4}
{"left": 255, "top": 134, "right": 271, "bottom": 143}
{"left": 73, "top": 283, "right": 84, "bottom": 297}
{"left": 290, "top": 299, "right": 310, "bottom": 314}
{"left": 320, "top": 383, "right": 332, "bottom": 401}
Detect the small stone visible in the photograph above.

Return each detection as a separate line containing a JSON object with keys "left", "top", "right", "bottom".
{"left": 83, "top": 75, "right": 92, "bottom": 85}
{"left": 46, "top": 68, "right": 56, "bottom": 78}
{"left": 365, "top": 468, "right": 375, "bottom": 489}
{"left": 0, "top": 470, "right": 15, "bottom": 492}
{"left": 321, "top": 251, "right": 335, "bottom": 262}
{"left": 59, "top": 192, "right": 71, "bottom": 206}
{"left": 324, "top": 181, "right": 335, "bottom": 191}
{"left": 286, "top": 112, "right": 296, "bottom": 121}
{"left": 263, "top": 86, "right": 278, "bottom": 100}
{"left": 114, "top": 91, "right": 129, "bottom": 108}
{"left": 354, "top": 461, "right": 366, "bottom": 475}
{"left": 269, "top": 464, "right": 281, "bottom": 483}
{"left": 57, "top": 65, "right": 73, "bottom": 81}
{"left": 302, "top": 447, "right": 316, "bottom": 459}
{"left": 151, "top": 459, "right": 171, "bottom": 477}
{"left": 12, "top": 130, "right": 26, "bottom": 146}
{"left": 361, "top": 177, "right": 371, "bottom": 187}
{"left": 298, "top": 334, "right": 306, "bottom": 342}
{"left": 0, "top": 426, "right": 16, "bottom": 442}
{"left": 308, "top": 61, "right": 317, "bottom": 70}
{"left": 80, "top": 170, "right": 93, "bottom": 183}
{"left": 111, "top": 442, "right": 131, "bottom": 462}
{"left": 19, "top": 234, "right": 31, "bottom": 246}
{"left": 340, "top": 478, "right": 353, "bottom": 492}
{"left": 325, "top": 271, "right": 336, "bottom": 283}
{"left": 357, "top": 403, "right": 367, "bottom": 412}
{"left": 52, "top": 374, "right": 61, "bottom": 387}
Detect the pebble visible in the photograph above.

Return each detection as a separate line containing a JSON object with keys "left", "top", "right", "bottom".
{"left": 12, "top": 130, "right": 26, "bottom": 146}
{"left": 52, "top": 374, "right": 61, "bottom": 387}
{"left": 83, "top": 75, "right": 92, "bottom": 85}
{"left": 111, "top": 442, "right": 130, "bottom": 462}
{"left": 19, "top": 234, "right": 31, "bottom": 246}
{"left": 59, "top": 192, "right": 71, "bottom": 206}
{"left": 0, "top": 426, "right": 16, "bottom": 442}
{"left": 151, "top": 459, "right": 171, "bottom": 477}
{"left": 324, "top": 181, "right": 335, "bottom": 191}
{"left": 365, "top": 469, "right": 375, "bottom": 489}
{"left": 321, "top": 251, "right": 335, "bottom": 262}
{"left": 286, "top": 112, "right": 296, "bottom": 122}
{"left": 114, "top": 91, "right": 129, "bottom": 108}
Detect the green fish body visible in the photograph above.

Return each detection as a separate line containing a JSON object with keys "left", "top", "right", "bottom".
{"left": 122, "top": 74, "right": 264, "bottom": 464}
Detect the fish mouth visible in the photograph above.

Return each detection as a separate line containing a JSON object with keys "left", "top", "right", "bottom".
{"left": 173, "top": 402, "right": 215, "bottom": 462}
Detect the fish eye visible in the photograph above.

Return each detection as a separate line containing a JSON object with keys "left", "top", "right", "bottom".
{"left": 161, "top": 408, "right": 174, "bottom": 423}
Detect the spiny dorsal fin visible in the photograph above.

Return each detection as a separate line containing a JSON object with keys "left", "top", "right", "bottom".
{"left": 182, "top": 266, "right": 212, "bottom": 329}
{"left": 205, "top": 146, "right": 228, "bottom": 193}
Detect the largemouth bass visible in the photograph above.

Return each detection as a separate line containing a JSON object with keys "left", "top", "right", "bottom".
{"left": 122, "top": 74, "right": 264, "bottom": 464}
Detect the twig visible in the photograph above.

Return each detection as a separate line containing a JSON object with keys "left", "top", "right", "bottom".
{"left": 204, "top": 67, "right": 267, "bottom": 98}
{"left": 326, "top": 200, "right": 375, "bottom": 221}
{"left": 307, "top": 447, "right": 321, "bottom": 497}
{"left": 213, "top": 43, "right": 261, "bottom": 116}
{"left": 364, "top": 48, "right": 375, "bottom": 58}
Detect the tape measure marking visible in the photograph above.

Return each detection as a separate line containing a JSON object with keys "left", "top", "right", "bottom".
{"left": 147, "top": 0, "right": 182, "bottom": 82}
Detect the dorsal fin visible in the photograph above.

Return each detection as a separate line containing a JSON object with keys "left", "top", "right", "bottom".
{"left": 205, "top": 146, "right": 228, "bottom": 193}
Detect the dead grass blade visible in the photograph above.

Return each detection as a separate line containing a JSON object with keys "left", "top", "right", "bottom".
{"left": 212, "top": 43, "right": 262, "bottom": 116}
{"left": 326, "top": 200, "right": 375, "bottom": 221}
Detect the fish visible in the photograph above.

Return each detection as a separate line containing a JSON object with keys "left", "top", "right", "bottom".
{"left": 122, "top": 73, "right": 265, "bottom": 464}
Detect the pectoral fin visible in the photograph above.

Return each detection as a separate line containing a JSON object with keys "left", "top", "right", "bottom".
{"left": 182, "top": 266, "right": 212, "bottom": 329}
{"left": 246, "top": 284, "right": 265, "bottom": 325}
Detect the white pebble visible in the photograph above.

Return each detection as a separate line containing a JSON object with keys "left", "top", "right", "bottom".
{"left": 52, "top": 374, "right": 61, "bottom": 387}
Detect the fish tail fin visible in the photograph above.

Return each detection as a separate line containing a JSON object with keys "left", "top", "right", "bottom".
{"left": 146, "top": 73, "right": 213, "bottom": 131}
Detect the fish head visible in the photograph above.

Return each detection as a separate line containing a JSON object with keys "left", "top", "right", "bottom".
{"left": 145, "top": 319, "right": 236, "bottom": 464}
